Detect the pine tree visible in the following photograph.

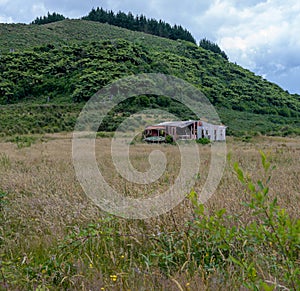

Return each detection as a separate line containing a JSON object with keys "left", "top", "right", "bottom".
{"left": 199, "top": 38, "right": 228, "bottom": 60}
{"left": 31, "top": 12, "right": 65, "bottom": 25}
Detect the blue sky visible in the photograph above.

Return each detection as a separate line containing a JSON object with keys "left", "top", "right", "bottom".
{"left": 1, "top": 0, "right": 299, "bottom": 94}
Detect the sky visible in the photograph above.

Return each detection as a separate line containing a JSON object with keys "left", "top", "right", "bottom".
{"left": 1, "top": 0, "right": 299, "bottom": 94}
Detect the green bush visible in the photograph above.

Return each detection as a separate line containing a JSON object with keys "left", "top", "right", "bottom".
{"left": 165, "top": 134, "right": 174, "bottom": 144}
{"left": 196, "top": 137, "right": 210, "bottom": 144}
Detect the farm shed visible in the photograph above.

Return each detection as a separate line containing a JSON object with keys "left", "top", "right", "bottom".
{"left": 197, "top": 121, "right": 226, "bottom": 141}
{"left": 144, "top": 120, "right": 226, "bottom": 142}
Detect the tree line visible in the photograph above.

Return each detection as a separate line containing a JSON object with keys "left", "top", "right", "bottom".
{"left": 199, "top": 38, "right": 228, "bottom": 60}
{"left": 31, "top": 12, "right": 65, "bottom": 25}
{"left": 31, "top": 9, "right": 229, "bottom": 60}
{"left": 82, "top": 7, "right": 196, "bottom": 44}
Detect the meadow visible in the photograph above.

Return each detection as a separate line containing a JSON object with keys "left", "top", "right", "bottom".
{"left": 0, "top": 134, "right": 299, "bottom": 290}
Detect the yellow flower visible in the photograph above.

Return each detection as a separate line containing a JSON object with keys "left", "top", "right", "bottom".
{"left": 186, "top": 282, "right": 190, "bottom": 286}
{"left": 110, "top": 274, "right": 117, "bottom": 281}
{"left": 100, "top": 288, "right": 105, "bottom": 290}
{"left": 120, "top": 255, "right": 125, "bottom": 259}
{"left": 89, "top": 263, "right": 93, "bottom": 269}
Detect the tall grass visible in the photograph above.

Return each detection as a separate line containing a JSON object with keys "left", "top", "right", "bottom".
{"left": 0, "top": 135, "right": 299, "bottom": 290}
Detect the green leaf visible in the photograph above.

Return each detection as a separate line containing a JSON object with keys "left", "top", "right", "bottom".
{"left": 260, "top": 150, "right": 270, "bottom": 172}
{"left": 257, "top": 180, "right": 264, "bottom": 190}
{"left": 216, "top": 208, "right": 226, "bottom": 218}
{"left": 248, "top": 182, "right": 256, "bottom": 192}
{"left": 229, "top": 255, "right": 244, "bottom": 268}
{"left": 195, "top": 203, "right": 205, "bottom": 216}
{"left": 233, "top": 162, "right": 245, "bottom": 183}
{"left": 262, "top": 187, "right": 269, "bottom": 196}
{"left": 260, "top": 282, "right": 275, "bottom": 291}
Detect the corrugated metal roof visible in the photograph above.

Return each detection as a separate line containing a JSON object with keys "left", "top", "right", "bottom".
{"left": 156, "top": 120, "right": 196, "bottom": 128}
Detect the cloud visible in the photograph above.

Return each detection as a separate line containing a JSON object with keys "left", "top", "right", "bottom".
{"left": 0, "top": 15, "right": 13, "bottom": 23}
{"left": 206, "top": 0, "right": 300, "bottom": 88}
{"left": 31, "top": 3, "right": 48, "bottom": 17}
{"left": 264, "top": 64, "right": 300, "bottom": 94}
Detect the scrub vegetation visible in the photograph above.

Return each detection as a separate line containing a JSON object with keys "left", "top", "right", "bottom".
{"left": 0, "top": 18, "right": 299, "bottom": 136}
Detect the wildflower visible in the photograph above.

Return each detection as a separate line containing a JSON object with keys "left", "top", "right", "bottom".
{"left": 110, "top": 274, "right": 117, "bottom": 281}
{"left": 186, "top": 282, "right": 190, "bottom": 286}
{"left": 120, "top": 255, "right": 125, "bottom": 259}
{"left": 89, "top": 263, "right": 93, "bottom": 269}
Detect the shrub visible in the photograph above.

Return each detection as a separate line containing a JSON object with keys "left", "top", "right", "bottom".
{"left": 165, "top": 134, "right": 174, "bottom": 144}
{"left": 196, "top": 137, "right": 210, "bottom": 144}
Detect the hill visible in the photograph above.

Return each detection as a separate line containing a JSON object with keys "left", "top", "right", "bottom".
{"left": 0, "top": 19, "right": 183, "bottom": 54}
{"left": 0, "top": 19, "right": 299, "bottom": 136}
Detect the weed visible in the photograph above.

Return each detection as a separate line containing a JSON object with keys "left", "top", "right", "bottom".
{"left": 0, "top": 153, "right": 11, "bottom": 169}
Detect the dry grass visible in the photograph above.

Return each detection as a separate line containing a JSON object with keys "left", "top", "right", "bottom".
{"left": 0, "top": 134, "right": 299, "bottom": 290}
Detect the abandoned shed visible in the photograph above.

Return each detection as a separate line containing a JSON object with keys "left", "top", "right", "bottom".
{"left": 144, "top": 120, "right": 226, "bottom": 142}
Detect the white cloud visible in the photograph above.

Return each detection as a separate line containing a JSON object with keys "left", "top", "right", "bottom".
{"left": 31, "top": 3, "right": 47, "bottom": 16}
{"left": 184, "top": 0, "right": 300, "bottom": 92}
{"left": 0, "top": 15, "right": 13, "bottom": 23}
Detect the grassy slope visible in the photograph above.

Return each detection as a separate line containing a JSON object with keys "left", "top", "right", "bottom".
{"left": 0, "top": 19, "right": 180, "bottom": 54}
{"left": 0, "top": 20, "right": 299, "bottom": 136}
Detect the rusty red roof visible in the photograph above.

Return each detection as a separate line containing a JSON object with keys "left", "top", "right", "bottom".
{"left": 145, "top": 126, "right": 165, "bottom": 130}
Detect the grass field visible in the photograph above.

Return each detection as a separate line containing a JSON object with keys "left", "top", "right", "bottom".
{"left": 0, "top": 134, "right": 299, "bottom": 290}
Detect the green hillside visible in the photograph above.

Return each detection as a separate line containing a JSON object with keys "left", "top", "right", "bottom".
{"left": 0, "top": 19, "right": 183, "bottom": 54}
{"left": 0, "top": 19, "right": 299, "bottom": 136}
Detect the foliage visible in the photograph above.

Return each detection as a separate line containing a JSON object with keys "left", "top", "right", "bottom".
{"left": 229, "top": 151, "right": 300, "bottom": 290}
{"left": 199, "top": 38, "right": 228, "bottom": 60}
{"left": 196, "top": 137, "right": 210, "bottom": 144}
{"left": 0, "top": 104, "right": 81, "bottom": 135}
{"left": 82, "top": 7, "right": 196, "bottom": 44}
{"left": 6, "top": 135, "right": 38, "bottom": 148}
{"left": 0, "top": 20, "right": 299, "bottom": 136}
{"left": 165, "top": 134, "right": 174, "bottom": 144}
{"left": 31, "top": 12, "right": 66, "bottom": 25}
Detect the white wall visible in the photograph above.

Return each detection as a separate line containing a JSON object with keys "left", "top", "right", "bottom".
{"left": 197, "top": 121, "right": 226, "bottom": 141}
